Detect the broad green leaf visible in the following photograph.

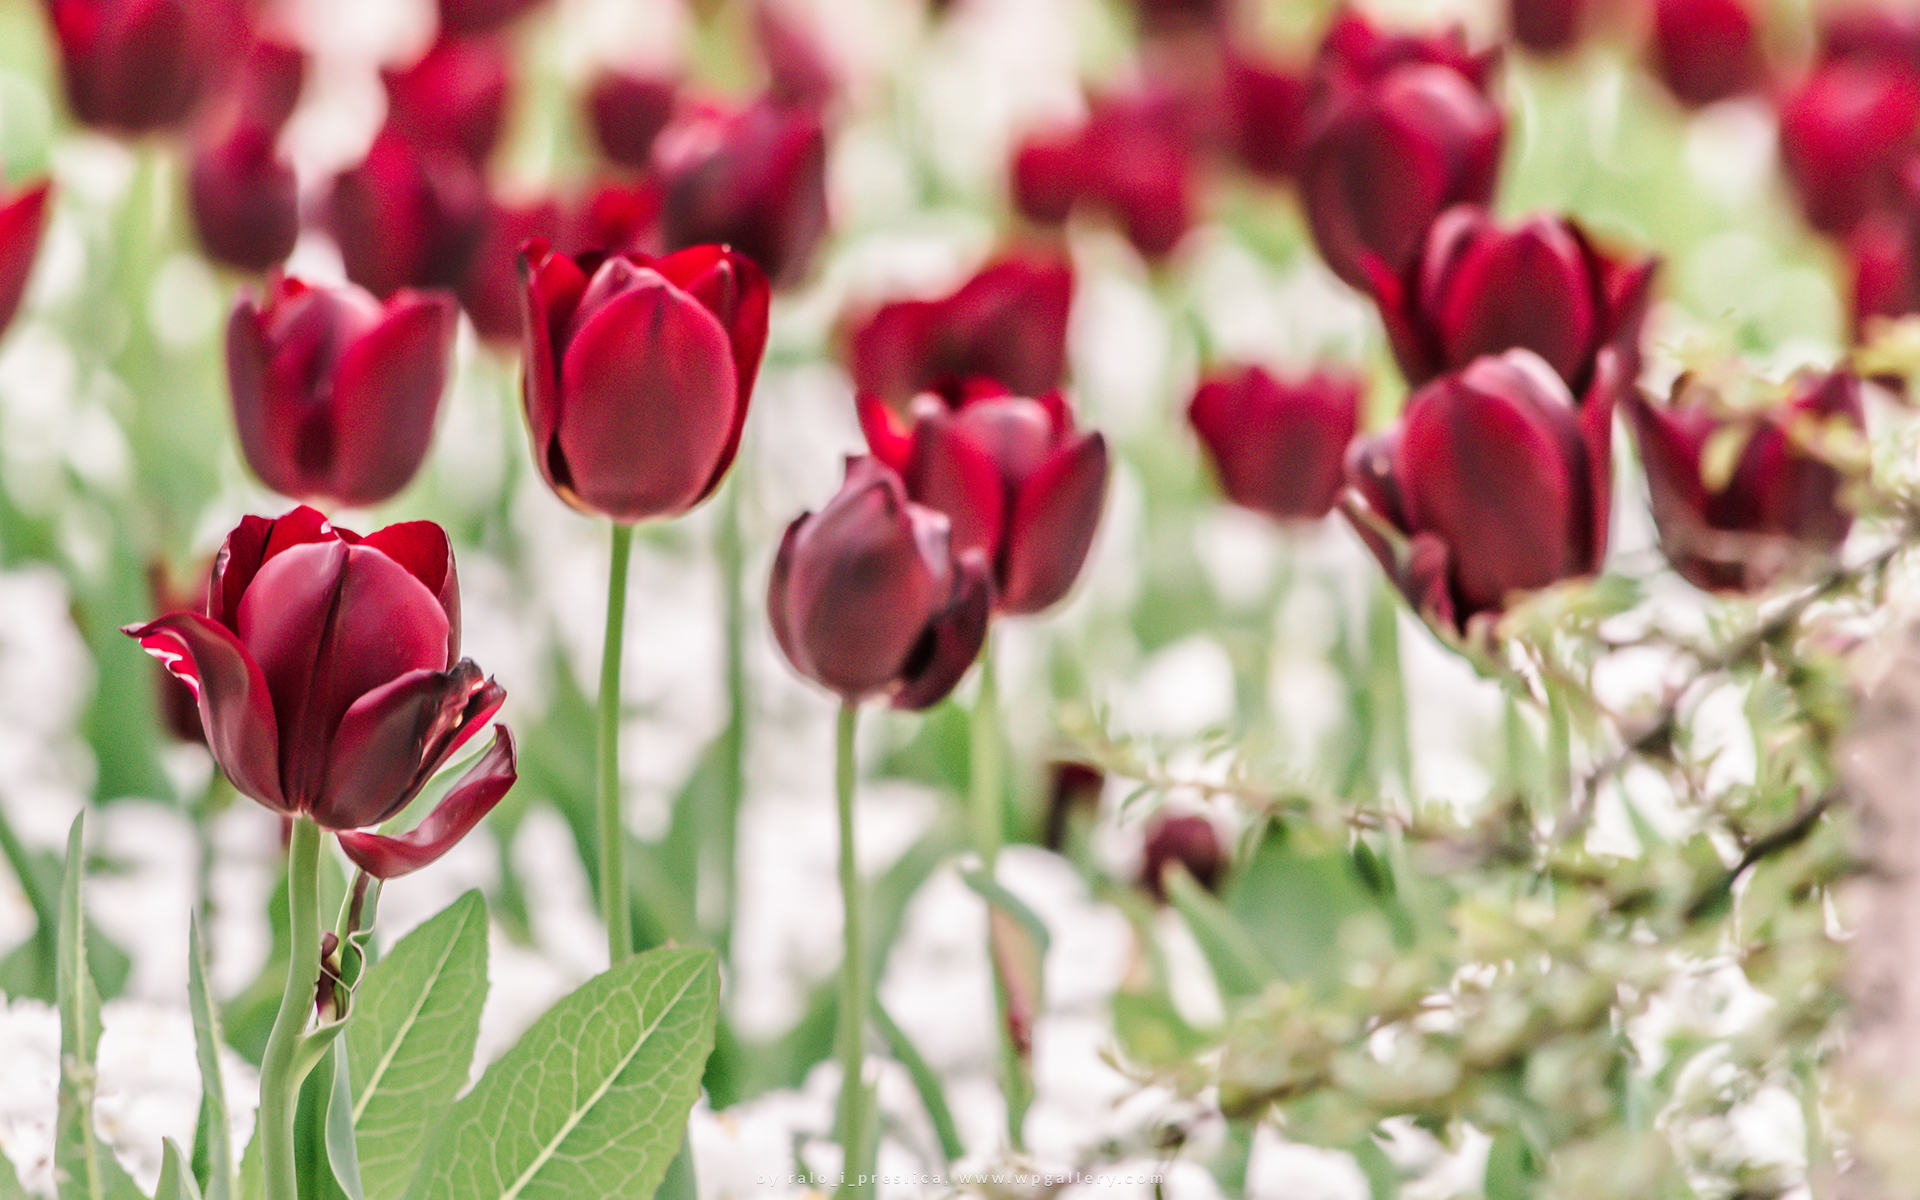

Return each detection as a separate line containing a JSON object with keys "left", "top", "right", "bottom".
{"left": 326, "top": 1042, "right": 365, "bottom": 1200}
{"left": 346, "top": 891, "right": 488, "bottom": 1200}
{"left": 874, "top": 1004, "right": 963, "bottom": 1165}
{"left": 1223, "top": 824, "right": 1390, "bottom": 988}
{"left": 53, "top": 814, "right": 143, "bottom": 1200}
{"left": 1167, "top": 868, "right": 1273, "bottom": 1000}
{"left": 157, "top": 1140, "right": 204, "bottom": 1200}
{"left": 403, "top": 946, "right": 719, "bottom": 1200}
{"left": 187, "top": 919, "right": 233, "bottom": 1200}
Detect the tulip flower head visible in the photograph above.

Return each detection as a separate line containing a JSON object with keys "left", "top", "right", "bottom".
{"left": 587, "top": 71, "right": 678, "bottom": 170}
{"left": 189, "top": 124, "right": 299, "bottom": 273}
{"left": 325, "top": 126, "right": 489, "bottom": 300}
{"left": 1647, "top": 0, "right": 1766, "bottom": 109}
{"left": 859, "top": 383, "right": 1109, "bottom": 616}
{"left": 45, "top": 0, "right": 238, "bottom": 134}
{"left": 519, "top": 241, "right": 769, "bottom": 523}
{"left": 125, "top": 508, "right": 515, "bottom": 879}
{"left": 382, "top": 34, "right": 511, "bottom": 166}
{"left": 655, "top": 99, "right": 828, "bottom": 288}
{"left": 0, "top": 180, "right": 52, "bottom": 341}
{"left": 1188, "top": 364, "right": 1361, "bottom": 522}
{"left": 1140, "top": 813, "right": 1226, "bottom": 903}
{"left": 1778, "top": 59, "right": 1920, "bottom": 240}
{"left": 1509, "top": 0, "right": 1586, "bottom": 55}
{"left": 1012, "top": 92, "right": 1197, "bottom": 262}
{"left": 227, "top": 276, "right": 458, "bottom": 509}
{"left": 768, "top": 456, "right": 993, "bottom": 710}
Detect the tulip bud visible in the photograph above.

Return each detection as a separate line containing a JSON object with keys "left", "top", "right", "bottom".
{"left": 1509, "top": 0, "right": 1585, "bottom": 55}
{"left": 188, "top": 124, "right": 298, "bottom": 273}
{"left": 1140, "top": 813, "right": 1225, "bottom": 903}
{"left": 847, "top": 252, "right": 1072, "bottom": 408}
{"left": 45, "top": 0, "right": 234, "bottom": 134}
{"left": 1818, "top": 5, "right": 1920, "bottom": 72}
{"left": 1647, "top": 0, "right": 1766, "bottom": 109}
{"left": 859, "top": 384, "right": 1109, "bottom": 615}
{"left": 1778, "top": 59, "right": 1920, "bottom": 239}
{"left": 1626, "top": 370, "right": 1863, "bottom": 592}
{"left": 125, "top": 507, "right": 516, "bottom": 878}
{"left": 0, "top": 180, "right": 52, "bottom": 341}
{"left": 586, "top": 71, "right": 677, "bottom": 170}
{"left": 1013, "top": 93, "right": 1196, "bottom": 261}
{"left": 436, "top": 0, "right": 545, "bottom": 35}
{"left": 1129, "top": 0, "right": 1229, "bottom": 38}
{"left": 519, "top": 241, "right": 770, "bottom": 522}
{"left": 564, "top": 178, "right": 663, "bottom": 256}
{"left": 1370, "top": 206, "right": 1657, "bottom": 403}
{"left": 1850, "top": 208, "right": 1918, "bottom": 338}
{"left": 656, "top": 99, "right": 829, "bottom": 288}
{"left": 768, "top": 456, "right": 993, "bottom": 709}
{"left": 383, "top": 34, "right": 510, "bottom": 166}
{"left": 226, "top": 276, "right": 458, "bottom": 508}
{"left": 326, "top": 128, "right": 489, "bottom": 300}
{"left": 1188, "top": 365, "right": 1361, "bottom": 522}
{"left": 1345, "top": 349, "right": 1611, "bottom": 630}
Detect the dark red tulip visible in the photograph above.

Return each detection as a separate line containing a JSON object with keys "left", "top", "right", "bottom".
{"left": 188, "top": 124, "right": 298, "bottom": 272}
{"left": 1224, "top": 51, "right": 1310, "bottom": 181}
{"left": 1818, "top": 5, "right": 1920, "bottom": 72}
{"left": 325, "top": 127, "right": 489, "bottom": 299}
{"left": 1042, "top": 760, "right": 1103, "bottom": 852}
{"left": 519, "top": 241, "right": 769, "bottom": 522}
{"left": 563, "top": 177, "right": 662, "bottom": 256}
{"left": 1647, "top": 0, "right": 1766, "bottom": 109}
{"left": 436, "top": 0, "right": 544, "bottom": 35}
{"left": 1509, "top": 0, "right": 1584, "bottom": 55}
{"left": 457, "top": 196, "right": 561, "bottom": 344}
{"left": 227, "top": 276, "right": 458, "bottom": 507}
{"left": 1626, "top": 370, "right": 1863, "bottom": 592}
{"left": 847, "top": 252, "right": 1072, "bottom": 408}
{"left": 43, "top": 0, "right": 240, "bottom": 134}
{"left": 585, "top": 71, "right": 677, "bottom": 170}
{"left": 382, "top": 34, "right": 510, "bottom": 166}
{"left": 1012, "top": 93, "right": 1196, "bottom": 261}
{"left": 1345, "top": 349, "right": 1612, "bottom": 630}
{"left": 124, "top": 507, "right": 515, "bottom": 879}
{"left": 1140, "top": 813, "right": 1225, "bottom": 903}
{"left": 754, "top": 0, "right": 836, "bottom": 114}
{"left": 767, "top": 456, "right": 992, "bottom": 709}
{"left": 1369, "top": 206, "right": 1657, "bottom": 403}
{"left": 1778, "top": 59, "right": 1920, "bottom": 239}
{"left": 0, "top": 181, "right": 52, "bottom": 340}
{"left": 1129, "top": 0, "right": 1229, "bottom": 38}
{"left": 216, "top": 36, "right": 306, "bottom": 134}
{"left": 1188, "top": 364, "right": 1361, "bottom": 522}
{"left": 1298, "top": 63, "right": 1504, "bottom": 291}
{"left": 656, "top": 99, "right": 828, "bottom": 288}
{"left": 148, "top": 562, "right": 209, "bottom": 746}
{"left": 859, "top": 383, "right": 1109, "bottom": 615}
{"left": 1850, "top": 207, "right": 1918, "bottom": 339}
{"left": 1312, "top": 6, "right": 1500, "bottom": 95}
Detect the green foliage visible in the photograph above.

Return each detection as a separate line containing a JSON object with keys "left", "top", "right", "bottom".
{"left": 186, "top": 919, "right": 234, "bottom": 1200}
{"left": 156, "top": 1140, "right": 203, "bottom": 1200}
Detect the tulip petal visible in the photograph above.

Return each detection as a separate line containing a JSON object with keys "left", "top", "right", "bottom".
{"left": 945, "top": 256, "right": 1073, "bottom": 400}
{"left": 310, "top": 660, "right": 505, "bottom": 830}
{"left": 124, "top": 613, "right": 289, "bottom": 813}
{"left": 0, "top": 182, "right": 50, "bottom": 336}
{"left": 651, "top": 246, "right": 769, "bottom": 501}
{"left": 906, "top": 405, "right": 1007, "bottom": 560}
{"left": 518, "top": 243, "right": 589, "bottom": 495}
{"left": 337, "top": 725, "right": 517, "bottom": 879}
{"left": 361, "top": 520, "right": 461, "bottom": 665}
{"left": 327, "top": 291, "right": 457, "bottom": 507}
{"left": 766, "top": 514, "right": 813, "bottom": 680}
{"left": 225, "top": 298, "right": 308, "bottom": 500}
{"left": 1189, "top": 367, "right": 1359, "bottom": 521}
{"left": 857, "top": 393, "right": 915, "bottom": 475}
{"left": 893, "top": 548, "right": 993, "bottom": 711}
{"left": 998, "top": 431, "right": 1109, "bottom": 614}
{"left": 1435, "top": 217, "right": 1597, "bottom": 389}
{"left": 211, "top": 506, "right": 334, "bottom": 630}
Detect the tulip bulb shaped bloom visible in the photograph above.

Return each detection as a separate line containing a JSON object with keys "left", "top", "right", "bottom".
{"left": 0, "top": 180, "right": 51, "bottom": 341}
{"left": 520, "top": 241, "right": 770, "bottom": 523}
{"left": 227, "top": 276, "right": 458, "bottom": 509}
{"left": 770, "top": 457, "right": 993, "bottom": 710}
{"left": 125, "top": 507, "right": 515, "bottom": 879}
{"left": 1188, "top": 365, "right": 1361, "bottom": 522}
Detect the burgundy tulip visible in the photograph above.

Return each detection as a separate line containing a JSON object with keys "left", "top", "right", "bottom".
{"left": 1129, "top": 0, "right": 1229, "bottom": 38}
{"left": 457, "top": 196, "right": 562, "bottom": 344}
{"left": 383, "top": 34, "right": 510, "bottom": 166}
{"left": 124, "top": 507, "right": 515, "bottom": 879}
{"left": 1647, "top": 0, "right": 1766, "bottom": 109}
{"left": 1850, "top": 208, "right": 1918, "bottom": 339}
{"left": 564, "top": 178, "right": 662, "bottom": 256}
{"left": 1140, "top": 813, "right": 1225, "bottom": 903}
{"left": 1369, "top": 206, "right": 1657, "bottom": 402}
{"left": 1224, "top": 51, "right": 1310, "bottom": 181}
{"left": 754, "top": 0, "right": 836, "bottom": 114}
{"left": 586, "top": 71, "right": 677, "bottom": 170}
{"left": 768, "top": 456, "right": 992, "bottom": 710}
{"left": 0, "top": 180, "right": 52, "bottom": 340}
{"left": 188, "top": 125, "right": 298, "bottom": 273}
{"left": 436, "top": 0, "right": 545, "bottom": 35}
{"left": 325, "top": 127, "right": 489, "bottom": 299}
{"left": 1626, "top": 370, "right": 1863, "bottom": 592}
{"left": 227, "top": 276, "right": 458, "bottom": 507}
{"left": 1345, "top": 349, "right": 1612, "bottom": 630}
{"left": 1042, "top": 760, "right": 1104, "bottom": 852}
{"left": 1312, "top": 7, "right": 1500, "bottom": 95}
{"left": 656, "top": 98, "right": 828, "bottom": 288}
{"left": 1778, "top": 59, "right": 1920, "bottom": 239}
{"left": 1013, "top": 93, "right": 1196, "bottom": 261}
{"left": 44, "top": 0, "right": 240, "bottom": 134}
{"left": 148, "top": 562, "right": 209, "bottom": 746}
{"left": 1818, "top": 5, "right": 1920, "bottom": 72}
{"left": 847, "top": 252, "right": 1072, "bottom": 408}
{"left": 1298, "top": 63, "right": 1505, "bottom": 291}
{"left": 859, "top": 383, "right": 1109, "bottom": 615}
{"left": 1188, "top": 364, "right": 1361, "bottom": 522}
{"left": 1509, "top": 0, "right": 1584, "bottom": 55}
{"left": 519, "top": 241, "right": 769, "bottom": 522}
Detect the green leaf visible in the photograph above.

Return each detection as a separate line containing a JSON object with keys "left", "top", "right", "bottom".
{"left": 0, "top": 1150, "right": 28, "bottom": 1200}
{"left": 1223, "top": 824, "right": 1389, "bottom": 988}
{"left": 295, "top": 1035, "right": 349, "bottom": 1200}
{"left": 187, "top": 919, "right": 234, "bottom": 1200}
{"left": 157, "top": 1140, "right": 204, "bottom": 1200}
{"left": 1166, "top": 868, "right": 1274, "bottom": 1000}
{"left": 53, "top": 814, "right": 143, "bottom": 1200}
{"left": 327, "top": 1042, "right": 365, "bottom": 1200}
{"left": 346, "top": 891, "right": 488, "bottom": 1200}
{"left": 0, "top": 808, "right": 132, "bottom": 1004}
{"left": 874, "top": 1004, "right": 963, "bottom": 1166}
{"left": 235, "top": 1123, "right": 263, "bottom": 1200}
{"left": 402, "top": 946, "right": 719, "bottom": 1200}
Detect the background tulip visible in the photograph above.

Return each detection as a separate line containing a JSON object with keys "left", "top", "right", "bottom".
{"left": 1627, "top": 370, "right": 1864, "bottom": 592}
{"left": 0, "top": 180, "right": 51, "bottom": 340}
{"left": 587, "top": 70, "right": 678, "bottom": 171}
{"left": 44, "top": 0, "right": 241, "bottom": 134}
{"left": 520, "top": 242, "right": 769, "bottom": 522}
{"left": 1224, "top": 52, "right": 1310, "bottom": 181}
{"left": 1188, "top": 364, "right": 1360, "bottom": 522}
{"left": 1509, "top": 0, "right": 1584, "bottom": 55}
{"left": 859, "top": 384, "right": 1108, "bottom": 615}
{"left": 768, "top": 456, "right": 992, "bottom": 709}
{"left": 1778, "top": 59, "right": 1920, "bottom": 239}
{"left": 324, "top": 127, "right": 488, "bottom": 299}
{"left": 124, "top": 508, "right": 514, "bottom": 878}
{"left": 457, "top": 197, "right": 562, "bottom": 344}
{"left": 656, "top": 99, "right": 828, "bottom": 287}
{"left": 1312, "top": 6, "right": 1500, "bottom": 92}
{"left": 1647, "top": 0, "right": 1766, "bottom": 109}
{"left": 1140, "top": 813, "right": 1225, "bottom": 902}
{"left": 383, "top": 34, "right": 511, "bottom": 166}
{"left": 227, "top": 277, "right": 458, "bottom": 508}
{"left": 436, "top": 0, "right": 545, "bottom": 35}
{"left": 1012, "top": 93, "right": 1196, "bottom": 261}
{"left": 188, "top": 124, "right": 299, "bottom": 273}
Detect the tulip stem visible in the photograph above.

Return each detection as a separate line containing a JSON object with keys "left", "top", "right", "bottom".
{"left": 969, "top": 643, "right": 1031, "bottom": 1148}
{"left": 259, "top": 817, "right": 323, "bottom": 1200}
{"left": 834, "top": 700, "right": 874, "bottom": 1197}
{"left": 599, "top": 521, "right": 636, "bottom": 965}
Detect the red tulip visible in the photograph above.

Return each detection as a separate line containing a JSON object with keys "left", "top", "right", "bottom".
{"left": 1369, "top": 206, "right": 1657, "bottom": 402}
{"left": 1129, "top": 0, "right": 1229, "bottom": 37}
{"left": 1647, "top": 0, "right": 1766, "bottom": 109}
{"left": 44, "top": 0, "right": 241, "bottom": 134}
{"left": 585, "top": 71, "right": 677, "bottom": 170}
{"left": 754, "top": 0, "right": 836, "bottom": 114}
{"left": 1778, "top": 59, "right": 1920, "bottom": 239}
{"left": 563, "top": 178, "right": 662, "bottom": 256}
{"left": 124, "top": 507, "right": 515, "bottom": 879}
{"left": 148, "top": 561, "right": 209, "bottom": 746}
{"left": 1626, "top": 370, "right": 1863, "bottom": 592}
{"left": 383, "top": 34, "right": 510, "bottom": 166}
{"left": 1509, "top": 0, "right": 1585, "bottom": 55}
{"left": 456, "top": 197, "right": 562, "bottom": 345}
{"left": 656, "top": 98, "right": 828, "bottom": 288}
{"left": 227, "top": 276, "right": 458, "bottom": 507}
{"left": 1818, "top": 5, "right": 1920, "bottom": 72}
{"left": 1140, "top": 813, "right": 1225, "bottom": 903}
{"left": 325, "top": 127, "right": 489, "bottom": 299}
{"left": 1188, "top": 364, "right": 1361, "bottom": 522}
{"left": 859, "top": 383, "right": 1108, "bottom": 615}
{"left": 1224, "top": 51, "right": 1310, "bottom": 181}
{"left": 768, "top": 456, "right": 992, "bottom": 709}
{"left": 1345, "top": 349, "right": 1612, "bottom": 630}
{"left": 436, "top": 0, "right": 545, "bottom": 35}
{"left": 1013, "top": 92, "right": 1196, "bottom": 261}
{"left": 1850, "top": 207, "right": 1918, "bottom": 339}
{"left": 0, "top": 181, "right": 52, "bottom": 340}
{"left": 1312, "top": 7, "right": 1501, "bottom": 95}
{"left": 847, "top": 252, "right": 1072, "bottom": 407}
{"left": 519, "top": 241, "right": 769, "bottom": 522}
{"left": 188, "top": 124, "right": 298, "bottom": 273}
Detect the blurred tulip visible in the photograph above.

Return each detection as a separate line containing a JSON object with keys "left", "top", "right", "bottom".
{"left": 564, "top": 177, "right": 662, "bottom": 255}
{"left": 457, "top": 197, "right": 561, "bottom": 344}
{"left": 220, "top": 36, "right": 306, "bottom": 133}
{"left": 859, "top": 383, "right": 1108, "bottom": 615}
{"left": 325, "top": 127, "right": 489, "bottom": 299}
{"left": 754, "top": 0, "right": 836, "bottom": 113}
{"left": 1626, "top": 370, "right": 1863, "bottom": 592}
{"left": 656, "top": 99, "right": 828, "bottom": 287}
{"left": 1012, "top": 93, "right": 1196, "bottom": 260}
{"left": 1188, "top": 364, "right": 1361, "bottom": 522}
{"left": 1509, "top": 0, "right": 1584, "bottom": 55}
{"left": 1778, "top": 59, "right": 1920, "bottom": 239}
{"left": 44, "top": 0, "right": 241, "bottom": 134}
{"left": 1140, "top": 813, "right": 1225, "bottom": 903}
{"left": 147, "top": 562, "right": 209, "bottom": 746}
{"left": 586, "top": 71, "right": 677, "bottom": 170}
{"left": 383, "top": 34, "right": 510, "bottom": 166}
{"left": 1850, "top": 208, "right": 1917, "bottom": 339}
{"left": 125, "top": 507, "right": 515, "bottom": 878}
{"left": 1042, "top": 761, "right": 1104, "bottom": 852}
{"left": 1313, "top": 6, "right": 1500, "bottom": 94}
{"left": 1818, "top": 5, "right": 1920, "bottom": 72}
{"left": 1345, "top": 349, "right": 1612, "bottom": 629}
{"left": 768, "top": 456, "right": 993, "bottom": 709}
{"left": 519, "top": 242, "right": 769, "bottom": 522}
{"left": 436, "top": 0, "right": 544, "bottom": 35}
{"left": 1223, "top": 51, "right": 1310, "bottom": 180}
{"left": 1130, "top": 0, "right": 1230, "bottom": 38}
{"left": 847, "top": 252, "right": 1072, "bottom": 407}
{"left": 227, "top": 276, "right": 458, "bottom": 507}
{"left": 0, "top": 181, "right": 52, "bottom": 340}
{"left": 188, "top": 125, "right": 298, "bottom": 273}
{"left": 1647, "top": 0, "right": 1766, "bottom": 109}
{"left": 1370, "top": 206, "right": 1657, "bottom": 402}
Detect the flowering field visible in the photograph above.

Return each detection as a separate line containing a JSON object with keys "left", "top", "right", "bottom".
{"left": 0, "top": 0, "right": 1917, "bottom": 1196}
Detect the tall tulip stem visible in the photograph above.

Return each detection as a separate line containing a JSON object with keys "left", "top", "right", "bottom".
{"left": 969, "top": 640, "right": 1030, "bottom": 1146}
{"left": 259, "top": 817, "right": 323, "bottom": 1200}
{"left": 835, "top": 700, "right": 873, "bottom": 1197}
{"left": 599, "top": 521, "right": 636, "bottom": 965}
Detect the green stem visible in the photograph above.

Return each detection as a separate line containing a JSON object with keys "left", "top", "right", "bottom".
{"left": 969, "top": 640, "right": 1002, "bottom": 866}
{"left": 834, "top": 701, "right": 869, "bottom": 1197}
{"left": 716, "top": 476, "right": 747, "bottom": 957}
{"left": 258, "top": 818, "right": 322, "bottom": 1200}
{"left": 600, "top": 521, "right": 636, "bottom": 965}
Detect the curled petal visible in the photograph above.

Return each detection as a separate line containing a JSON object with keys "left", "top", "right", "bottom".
{"left": 766, "top": 515, "right": 811, "bottom": 680}
{"left": 892, "top": 549, "right": 993, "bottom": 711}
{"left": 308, "top": 660, "right": 503, "bottom": 830}
{"left": 998, "top": 432, "right": 1109, "bottom": 614}
{"left": 518, "top": 242, "right": 589, "bottom": 495}
{"left": 337, "top": 725, "right": 517, "bottom": 879}
{"left": 124, "top": 613, "right": 289, "bottom": 813}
